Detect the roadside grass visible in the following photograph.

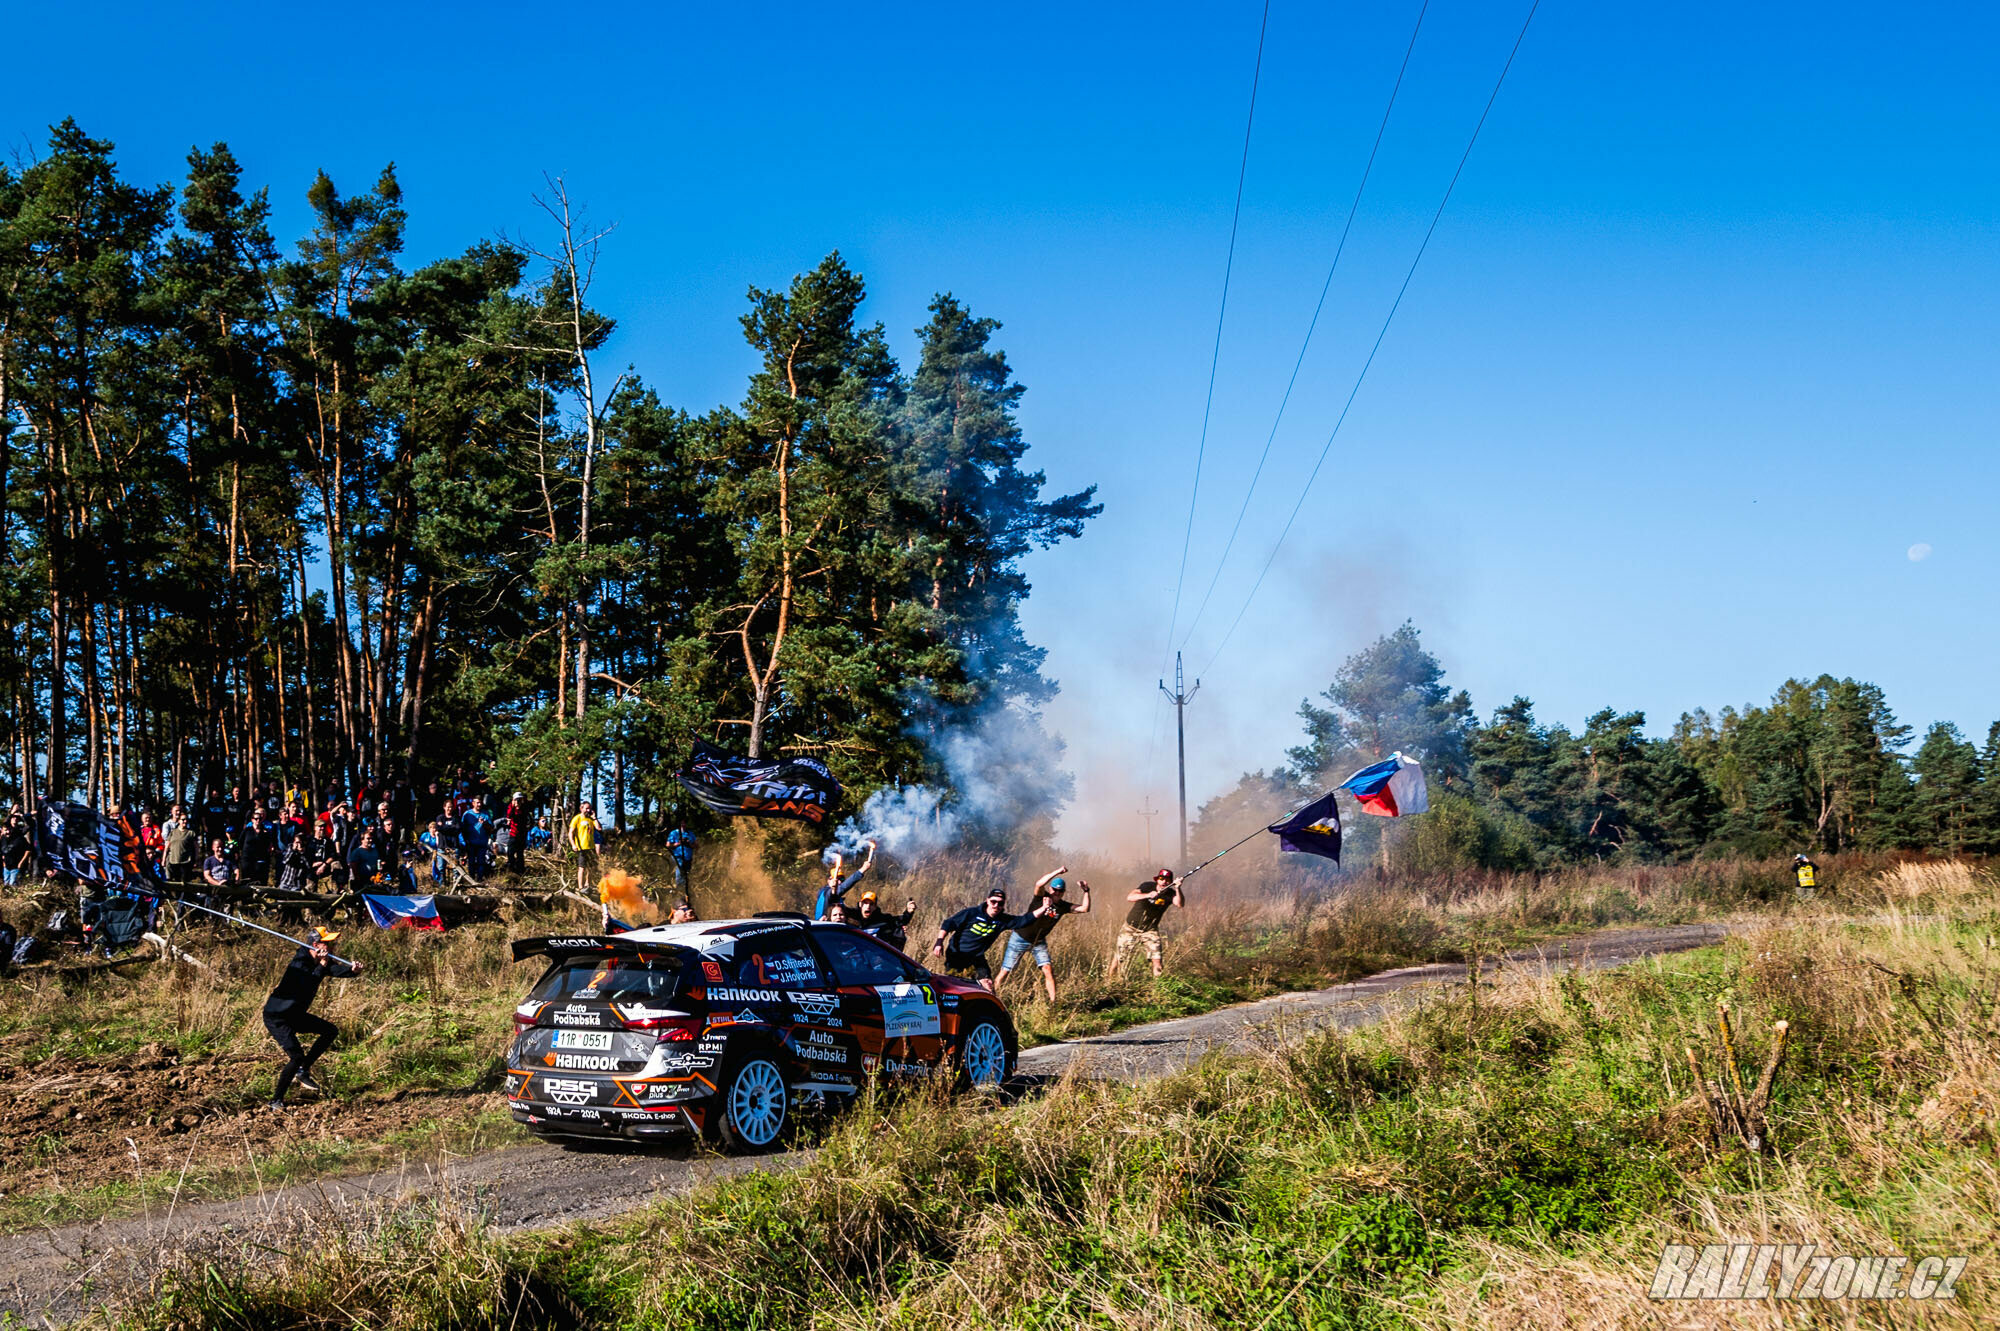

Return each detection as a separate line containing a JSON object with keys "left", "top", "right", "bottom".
{"left": 104, "top": 860, "right": 2000, "bottom": 1330}
{"left": 0, "top": 1106, "right": 525, "bottom": 1234}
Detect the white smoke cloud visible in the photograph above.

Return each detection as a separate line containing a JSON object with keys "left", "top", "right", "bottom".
{"left": 826, "top": 698, "right": 1070, "bottom": 861}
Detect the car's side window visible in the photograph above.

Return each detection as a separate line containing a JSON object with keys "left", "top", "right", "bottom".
{"left": 731, "top": 932, "right": 827, "bottom": 989}
{"left": 815, "top": 930, "right": 913, "bottom": 987}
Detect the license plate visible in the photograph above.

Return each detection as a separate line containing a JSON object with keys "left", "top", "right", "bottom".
{"left": 553, "top": 1030, "right": 613, "bottom": 1051}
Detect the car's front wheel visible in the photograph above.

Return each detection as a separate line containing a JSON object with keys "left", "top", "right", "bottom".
{"left": 955, "top": 1017, "right": 1012, "bottom": 1091}
{"left": 716, "top": 1054, "right": 790, "bottom": 1152}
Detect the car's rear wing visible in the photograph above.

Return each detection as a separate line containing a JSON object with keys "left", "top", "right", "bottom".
{"left": 510, "top": 935, "right": 694, "bottom": 963}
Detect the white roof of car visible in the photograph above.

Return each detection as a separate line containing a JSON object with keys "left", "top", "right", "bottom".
{"left": 613, "top": 917, "right": 810, "bottom": 951}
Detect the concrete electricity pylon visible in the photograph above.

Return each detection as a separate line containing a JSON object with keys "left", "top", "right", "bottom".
{"left": 1137, "top": 795, "right": 1160, "bottom": 864}
{"left": 1159, "top": 652, "right": 1200, "bottom": 868}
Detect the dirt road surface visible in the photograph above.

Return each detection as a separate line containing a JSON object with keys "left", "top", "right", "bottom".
{"left": 1, "top": 922, "right": 1726, "bottom": 1323}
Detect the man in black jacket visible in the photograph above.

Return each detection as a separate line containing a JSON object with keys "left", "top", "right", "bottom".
{"left": 238, "top": 806, "right": 277, "bottom": 888}
{"left": 263, "top": 927, "right": 364, "bottom": 1109}
{"left": 853, "top": 890, "right": 916, "bottom": 952}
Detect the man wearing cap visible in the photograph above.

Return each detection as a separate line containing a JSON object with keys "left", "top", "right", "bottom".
{"left": 996, "top": 866, "right": 1090, "bottom": 1002}
{"left": 262, "top": 926, "right": 364, "bottom": 1109}
{"left": 1109, "top": 869, "right": 1184, "bottom": 980}
{"left": 931, "top": 889, "right": 1012, "bottom": 992}
{"left": 853, "top": 890, "right": 916, "bottom": 952}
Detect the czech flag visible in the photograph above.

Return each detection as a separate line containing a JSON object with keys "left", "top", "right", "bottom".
{"left": 362, "top": 893, "right": 445, "bottom": 931}
{"left": 1337, "top": 753, "right": 1429, "bottom": 818}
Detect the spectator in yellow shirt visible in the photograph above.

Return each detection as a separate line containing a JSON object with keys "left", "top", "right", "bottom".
{"left": 567, "top": 802, "right": 601, "bottom": 894}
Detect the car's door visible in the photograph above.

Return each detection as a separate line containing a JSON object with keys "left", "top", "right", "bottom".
{"left": 720, "top": 926, "right": 858, "bottom": 1095}
{"left": 811, "top": 926, "right": 945, "bottom": 1077}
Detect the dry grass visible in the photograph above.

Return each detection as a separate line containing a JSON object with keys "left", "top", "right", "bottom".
{"left": 89, "top": 861, "right": 2000, "bottom": 1330}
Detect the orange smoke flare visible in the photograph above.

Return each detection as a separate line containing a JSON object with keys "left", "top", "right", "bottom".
{"left": 597, "top": 868, "right": 653, "bottom": 924}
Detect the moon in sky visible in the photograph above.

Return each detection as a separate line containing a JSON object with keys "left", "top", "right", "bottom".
{"left": 1908, "top": 543, "right": 1933, "bottom": 562}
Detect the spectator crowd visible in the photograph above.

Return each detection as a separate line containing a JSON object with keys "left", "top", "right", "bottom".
{"left": 90, "top": 773, "right": 564, "bottom": 898}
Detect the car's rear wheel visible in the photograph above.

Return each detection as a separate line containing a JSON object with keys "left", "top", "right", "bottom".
{"left": 955, "top": 1018, "right": 1012, "bottom": 1091}
{"left": 717, "top": 1055, "right": 790, "bottom": 1151}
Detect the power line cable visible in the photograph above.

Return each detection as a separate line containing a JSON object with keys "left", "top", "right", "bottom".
{"left": 1146, "top": 0, "right": 1272, "bottom": 791}
{"left": 1177, "top": 0, "right": 1431, "bottom": 653}
{"left": 1159, "top": 0, "right": 1272, "bottom": 678}
{"left": 1198, "top": 0, "right": 1542, "bottom": 679}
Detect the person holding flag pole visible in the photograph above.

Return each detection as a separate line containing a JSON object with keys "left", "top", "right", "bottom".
{"left": 41, "top": 802, "right": 372, "bottom": 1109}
{"left": 261, "top": 925, "right": 364, "bottom": 1109}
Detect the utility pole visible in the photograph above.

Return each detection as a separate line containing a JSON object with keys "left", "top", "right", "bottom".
{"left": 1137, "top": 795, "right": 1159, "bottom": 864}
{"left": 1159, "top": 652, "right": 1200, "bottom": 868}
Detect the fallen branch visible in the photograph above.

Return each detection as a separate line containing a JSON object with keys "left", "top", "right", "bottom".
{"left": 1687, "top": 1002, "right": 1790, "bottom": 1154}
{"left": 144, "top": 931, "right": 208, "bottom": 969}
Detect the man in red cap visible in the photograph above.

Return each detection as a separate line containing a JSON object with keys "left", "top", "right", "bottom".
{"left": 1109, "top": 869, "right": 1183, "bottom": 980}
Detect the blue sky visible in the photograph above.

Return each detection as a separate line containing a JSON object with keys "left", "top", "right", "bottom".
{"left": 8, "top": 1, "right": 1996, "bottom": 852}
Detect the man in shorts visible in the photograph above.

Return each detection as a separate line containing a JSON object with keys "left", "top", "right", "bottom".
{"left": 566, "top": 801, "right": 601, "bottom": 895}
{"left": 931, "top": 888, "right": 1010, "bottom": 992}
{"left": 996, "top": 868, "right": 1090, "bottom": 1002}
{"left": 1109, "top": 868, "right": 1183, "bottom": 980}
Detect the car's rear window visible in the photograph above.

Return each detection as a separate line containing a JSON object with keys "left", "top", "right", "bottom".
{"left": 531, "top": 954, "right": 686, "bottom": 1003}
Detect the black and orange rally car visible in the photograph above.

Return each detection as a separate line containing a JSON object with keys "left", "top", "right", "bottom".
{"left": 504, "top": 913, "right": 1016, "bottom": 1150}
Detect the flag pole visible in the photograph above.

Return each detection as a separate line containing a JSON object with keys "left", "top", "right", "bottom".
{"left": 165, "top": 896, "right": 355, "bottom": 968}
{"left": 1180, "top": 825, "right": 1271, "bottom": 881}
{"left": 1182, "top": 789, "right": 1343, "bottom": 881}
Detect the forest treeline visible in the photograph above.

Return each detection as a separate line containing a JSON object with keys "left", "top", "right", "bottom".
{"left": 1196, "top": 624, "right": 2000, "bottom": 868}
{"left": 0, "top": 121, "right": 1098, "bottom": 823}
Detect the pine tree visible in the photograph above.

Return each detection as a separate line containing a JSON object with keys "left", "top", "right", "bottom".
{"left": 1289, "top": 622, "right": 1474, "bottom": 784}
{"left": 1909, "top": 722, "right": 1982, "bottom": 854}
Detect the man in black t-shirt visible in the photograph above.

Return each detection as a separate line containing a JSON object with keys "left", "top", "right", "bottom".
{"left": 931, "top": 889, "right": 1011, "bottom": 991}
{"left": 996, "top": 869, "right": 1090, "bottom": 1002}
{"left": 200, "top": 791, "right": 232, "bottom": 843}
{"left": 0, "top": 813, "right": 31, "bottom": 888}
{"left": 1109, "top": 869, "right": 1184, "bottom": 980}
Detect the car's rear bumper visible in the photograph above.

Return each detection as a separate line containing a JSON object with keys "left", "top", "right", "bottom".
{"left": 508, "top": 1098, "right": 704, "bottom": 1139}
{"left": 504, "top": 1066, "right": 716, "bottom": 1138}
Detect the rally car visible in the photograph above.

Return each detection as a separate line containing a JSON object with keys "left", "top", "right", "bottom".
{"left": 503, "top": 913, "right": 1017, "bottom": 1150}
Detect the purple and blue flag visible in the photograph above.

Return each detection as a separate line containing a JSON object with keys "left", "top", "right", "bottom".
{"left": 1266, "top": 792, "right": 1343, "bottom": 864}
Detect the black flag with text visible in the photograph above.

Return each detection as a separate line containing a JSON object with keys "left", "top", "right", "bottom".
{"left": 676, "top": 741, "right": 843, "bottom": 825}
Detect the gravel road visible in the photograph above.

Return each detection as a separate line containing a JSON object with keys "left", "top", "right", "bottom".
{"left": 1, "top": 921, "right": 1726, "bottom": 1323}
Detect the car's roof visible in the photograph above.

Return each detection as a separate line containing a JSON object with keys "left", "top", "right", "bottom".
{"left": 613, "top": 917, "right": 812, "bottom": 952}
